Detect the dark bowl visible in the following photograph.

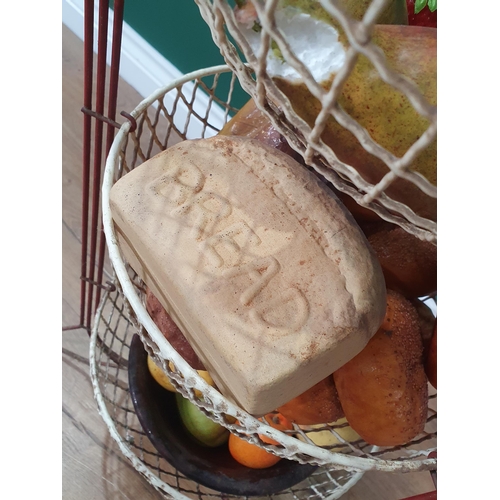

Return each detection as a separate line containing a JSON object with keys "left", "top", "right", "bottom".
{"left": 128, "top": 334, "right": 317, "bottom": 496}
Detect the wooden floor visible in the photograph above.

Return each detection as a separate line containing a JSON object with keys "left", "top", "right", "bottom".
{"left": 62, "top": 24, "right": 435, "bottom": 500}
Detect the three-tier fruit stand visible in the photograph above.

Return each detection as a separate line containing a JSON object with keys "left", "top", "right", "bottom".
{"left": 64, "top": 1, "right": 437, "bottom": 499}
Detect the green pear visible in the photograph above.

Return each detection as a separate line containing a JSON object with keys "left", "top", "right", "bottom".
{"left": 273, "top": 24, "right": 436, "bottom": 222}
{"left": 280, "top": 0, "right": 408, "bottom": 26}
{"left": 236, "top": 4, "right": 436, "bottom": 223}
{"left": 175, "top": 393, "right": 229, "bottom": 447}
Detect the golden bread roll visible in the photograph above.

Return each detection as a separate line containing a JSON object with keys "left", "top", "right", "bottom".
{"left": 277, "top": 375, "right": 344, "bottom": 425}
{"left": 333, "top": 289, "right": 428, "bottom": 446}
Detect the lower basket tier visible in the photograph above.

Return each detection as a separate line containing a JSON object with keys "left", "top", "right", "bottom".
{"left": 89, "top": 273, "right": 436, "bottom": 499}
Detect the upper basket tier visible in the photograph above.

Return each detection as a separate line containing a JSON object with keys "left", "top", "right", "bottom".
{"left": 193, "top": 0, "right": 437, "bottom": 243}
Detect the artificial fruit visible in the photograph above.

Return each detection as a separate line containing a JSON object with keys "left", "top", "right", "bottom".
{"left": 236, "top": 3, "right": 437, "bottom": 222}
{"left": 407, "top": 0, "right": 437, "bottom": 28}
{"left": 297, "top": 417, "right": 361, "bottom": 449}
{"left": 176, "top": 393, "right": 230, "bottom": 447}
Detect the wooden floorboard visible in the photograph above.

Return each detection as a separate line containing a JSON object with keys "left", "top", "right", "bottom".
{"left": 62, "top": 22, "right": 435, "bottom": 500}
{"left": 62, "top": 22, "right": 161, "bottom": 499}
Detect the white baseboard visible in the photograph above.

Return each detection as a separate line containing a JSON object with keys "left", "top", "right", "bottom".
{"left": 62, "top": 0, "right": 228, "bottom": 138}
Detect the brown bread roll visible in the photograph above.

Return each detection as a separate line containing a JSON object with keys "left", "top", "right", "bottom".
{"left": 412, "top": 297, "right": 436, "bottom": 353}
{"left": 219, "top": 98, "right": 300, "bottom": 161}
{"left": 425, "top": 320, "right": 437, "bottom": 389}
{"left": 146, "top": 287, "right": 205, "bottom": 370}
{"left": 359, "top": 220, "right": 437, "bottom": 299}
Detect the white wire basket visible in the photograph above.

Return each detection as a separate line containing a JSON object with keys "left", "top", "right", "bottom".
{"left": 91, "top": 64, "right": 437, "bottom": 499}
{"left": 194, "top": 0, "right": 437, "bottom": 244}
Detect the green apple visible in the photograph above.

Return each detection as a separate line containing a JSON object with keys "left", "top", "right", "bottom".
{"left": 175, "top": 393, "right": 229, "bottom": 447}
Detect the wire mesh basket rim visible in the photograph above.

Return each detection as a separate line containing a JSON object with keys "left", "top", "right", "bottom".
{"left": 100, "top": 64, "right": 436, "bottom": 474}
{"left": 88, "top": 290, "right": 188, "bottom": 500}
{"left": 89, "top": 289, "right": 369, "bottom": 499}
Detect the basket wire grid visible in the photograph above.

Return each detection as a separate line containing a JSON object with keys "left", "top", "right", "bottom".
{"left": 90, "top": 279, "right": 366, "bottom": 500}
{"left": 193, "top": 0, "right": 437, "bottom": 243}
{"left": 91, "top": 64, "right": 437, "bottom": 499}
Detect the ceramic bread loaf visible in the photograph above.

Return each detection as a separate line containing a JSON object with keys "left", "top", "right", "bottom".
{"left": 109, "top": 136, "right": 386, "bottom": 415}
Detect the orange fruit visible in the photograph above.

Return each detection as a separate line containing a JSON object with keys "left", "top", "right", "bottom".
{"left": 228, "top": 434, "right": 281, "bottom": 469}
{"left": 228, "top": 413, "right": 292, "bottom": 469}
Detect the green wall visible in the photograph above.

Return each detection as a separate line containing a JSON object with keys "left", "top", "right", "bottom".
{"left": 121, "top": 0, "right": 249, "bottom": 109}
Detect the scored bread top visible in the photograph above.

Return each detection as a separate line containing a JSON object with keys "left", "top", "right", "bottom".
{"left": 110, "top": 136, "right": 386, "bottom": 415}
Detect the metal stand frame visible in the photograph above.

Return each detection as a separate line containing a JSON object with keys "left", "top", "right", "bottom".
{"left": 63, "top": 2, "right": 437, "bottom": 498}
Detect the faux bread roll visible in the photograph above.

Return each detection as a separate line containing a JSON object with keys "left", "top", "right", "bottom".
{"left": 110, "top": 136, "right": 386, "bottom": 415}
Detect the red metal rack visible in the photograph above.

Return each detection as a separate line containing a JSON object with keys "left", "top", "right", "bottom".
{"left": 63, "top": 0, "right": 131, "bottom": 334}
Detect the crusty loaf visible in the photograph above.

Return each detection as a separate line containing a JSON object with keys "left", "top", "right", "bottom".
{"left": 110, "top": 136, "right": 386, "bottom": 415}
